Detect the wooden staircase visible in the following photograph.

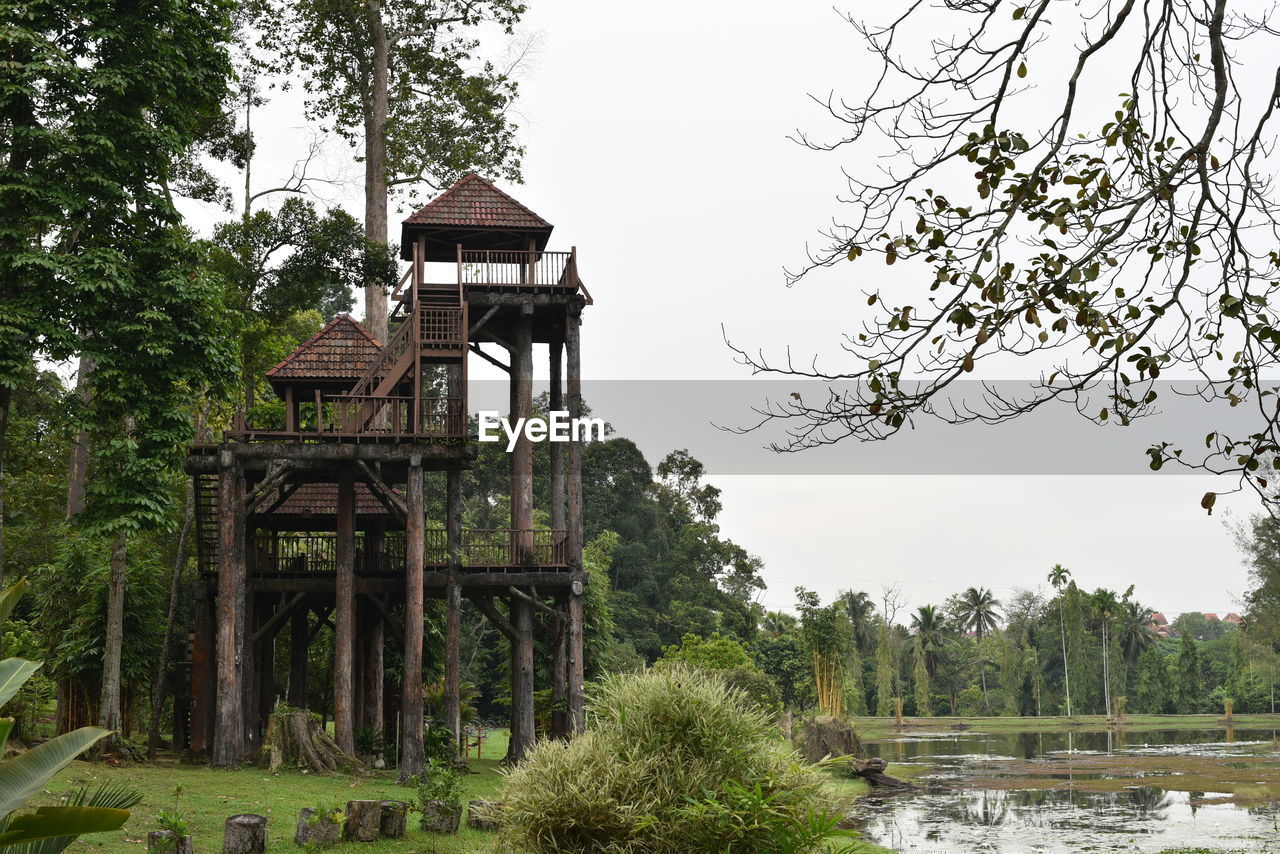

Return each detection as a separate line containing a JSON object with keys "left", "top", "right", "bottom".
{"left": 194, "top": 473, "right": 219, "bottom": 573}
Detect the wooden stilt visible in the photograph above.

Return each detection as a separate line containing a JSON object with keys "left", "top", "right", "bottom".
{"left": 399, "top": 457, "right": 425, "bottom": 780}
{"left": 551, "top": 592, "right": 568, "bottom": 739}
{"left": 287, "top": 607, "right": 308, "bottom": 709}
{"left": 566, "top": 307, "right": 586, "bottom": 733}
{"left": 256, "top": 598, "right": 276, "bottom": 738}
{"left": 334, "top": 474, "right": 356, "bottom": 754}
{"left": 549, "top": 335, "right": 565, "bottom": 532}
{"left": 510, "top": 311, "right": 533, "bottom": 562}
{"left": 364, "top": 525, "right": 386, "bottom": 740}
{"left": 513, "top": 597, "right": 536, "bottom": 761}
{"left": 190, "top": 580, "right": 215, "bottom": 754}
{"left": 444, "top": 468, "right": 463, "bottom": 749}
{"left": 212, "top": 450, "right": 246, "bottom": 767}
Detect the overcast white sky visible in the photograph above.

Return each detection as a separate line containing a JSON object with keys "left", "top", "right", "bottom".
{"left": 181, "top": 1, "right": 1258, "bottom": 621}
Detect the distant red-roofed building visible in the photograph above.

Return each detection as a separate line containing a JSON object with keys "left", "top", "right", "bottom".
{"left": 1224, "top": 612, "right": 1242, "bottom": 625}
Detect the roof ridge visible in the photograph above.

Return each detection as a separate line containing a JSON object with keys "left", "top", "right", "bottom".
{"left": 265, "top": 314, "right": 381, "bottom": 378}
{"left": 403, "top": 172, "right": 553, "bottom": 229}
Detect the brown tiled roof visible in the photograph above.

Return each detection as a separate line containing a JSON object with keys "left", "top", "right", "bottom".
{"left": 403, "top": 173, "right": 553, "bottom": 231}
{"left": 266, "top": 483, "right": 392, "bottom": 518}
{"left": 266, "top": 315, "right": 382, "bottom": 381}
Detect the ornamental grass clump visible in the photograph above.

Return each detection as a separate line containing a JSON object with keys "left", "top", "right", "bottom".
{"left": 497, "top": 665, "right": 855, "bottom": 853}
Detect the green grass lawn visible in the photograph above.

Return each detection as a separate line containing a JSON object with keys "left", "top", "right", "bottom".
{"left": 39, "top": 731, "right": 513, "bottom": 854}
{"left": 35, "top": 726, "right": 912, "bottom": 854}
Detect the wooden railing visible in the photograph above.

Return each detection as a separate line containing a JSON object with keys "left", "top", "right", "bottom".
{"left": 459, "top": 249, "right": 578, "bottom": 288}
{"left": 348, "top": 308, "right": 415, "bottom": 398}
{"left": 255, "top": 533, "right": 406, "bottom": 575}
{"left": 420, "top": 306, "right": 464, "bottom": 347}
{"left": 252, "top": 529, "right": 567, "bottom": 572}
{"left": 317, "top": 395, "right": 465, "bottom": 437}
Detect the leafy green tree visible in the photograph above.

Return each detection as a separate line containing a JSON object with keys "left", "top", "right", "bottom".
{"left": 207, "top": 198, "right": 388, "bottom": 406}
{"left": 997, "top": 631, "right": 1027, "bottom": 716}
{"left": 1133, "top": 645, "right": 1170, "bottom": 714}
{"left": 1175, "top": 632, "right": 1203, "bottom": 713}
{"left": 911, "top": 635, "right": 931, "bottom": 716}
{"left": 257, "top": 0, "right": 526, "bottom": 340}
{"left": 910, "top": 604, "right": 944, "bottom": 677}
{"left": 837, "top": 590, "right": 877, "bottom": 654}
{"left": 1238, "top": 514, "right": 1280, "bottom": 651}
{"left": 954, "top": 587, "right": 1001, "bottom": 706}
{"left": 1047, "top": 565, "right": 1074, "bottom": 715}
{"left": 873, "top": 619, "right": 896, "bottom": 716}
{"left": 660, "top": 633, "right": 754, "bottom": 671}
{"left": 0, "top": 0, "right": 238, "bottom": 538}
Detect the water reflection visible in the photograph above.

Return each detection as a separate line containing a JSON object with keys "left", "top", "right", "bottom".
{"left": 853, "top": 729, "right": 1280, "bottom": 853}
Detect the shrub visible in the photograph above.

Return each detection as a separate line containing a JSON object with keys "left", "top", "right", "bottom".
{"left": 496, "top": 665, "right": 856, "bottom": 853}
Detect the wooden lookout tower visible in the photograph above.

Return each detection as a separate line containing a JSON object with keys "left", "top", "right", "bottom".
{"left": 184, "top": 174, "right": 591, "bottom": 772}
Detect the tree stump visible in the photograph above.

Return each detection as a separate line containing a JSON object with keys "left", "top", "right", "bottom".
{"left": 419, "top": 801, "right": 461, "bottom": 834}
{"left": 294, "top": 808, "right": 341, "bottom": 848}
{"left": 223, "top": 815, "right": 267, "bottom": 854}
{"left": 148, "top": 831, "right": 193, "bottom": 854}
{"left": 378, "top": 801, "right": 407, "bottom": 838}
{"left": 342, "top": 800, "right": 381, "bottom": 842}
{"left": 797, "top": 715, "right": 862, "bottom": 764}
{"left": 466, "top": 800, "right": 502, "bottom": 831}
{"left": 260, "top": 710, "right": 363, "bottom": 774}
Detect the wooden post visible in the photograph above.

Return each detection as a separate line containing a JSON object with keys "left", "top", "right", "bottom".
{"left": 551, "top": 592, "right": 568, "bottom": 739}
{"left": 287, "top": 606, "right": 308, "bottom": 709}
{"left": 399, "top": 456, "right": 425, "bottom": 780}
{"left": 334, "top": 474, "right": 356, "bottom": 754}
{"left": 256, "top": 598, "right": 276, "bottom": 736}
{"left": 510, "top": 310, "right": 533, "bottom": 562}
{"left": 513, "top": 597, "right": 536, "bottom": 762}
{"left": 212, "top": 450, "right": 246, "bottom": 767}
{"left": 190, "top": 580, "right": 215, "bottom": 754}
{"left": 364, "top": 525, "right": 385, "bottom": 738}
{"left": 444, "top": 468, "right": 462, "bottom": 748}
{"left": 549, "top": 335, "right": 565, "bottom": 531}
{"left": 566, "top": 306, "right": 586, "bottom": 733}
{"left": 223, "top": 815, "right": 266, "bottom": 854}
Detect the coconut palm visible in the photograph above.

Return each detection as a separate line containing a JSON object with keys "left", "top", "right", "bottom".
{"left": 1117, "top": 599, "right": 1156, "bottom": 666}
{"left": 956, "top": 587, "right": 1002, "bottom": 640}
{"left": 910, "top": 604, "right": 944, "bottom": 677}
{"left": 837, "top": 589, "right": 876, "bottom": 653}
{"left": 1093, "top": 588, "right": 1122, "bottom": 717}
{"left": 955, "top": 587, "right": 1001, "bottom": 705}
{"left": 1047, "top": 564, "right": 1074, "bottom": 716}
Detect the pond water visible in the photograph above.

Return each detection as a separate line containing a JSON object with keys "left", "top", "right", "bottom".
{"left": 849, "top": 728, "right": 1280, "bottom": 853}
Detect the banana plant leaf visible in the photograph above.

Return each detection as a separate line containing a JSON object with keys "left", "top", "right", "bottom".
{"left": 0, "top": 661, "right": 41, "bottom": 710}
{"left": 0, "top": 784, "right": 141, "bottom": 854}
{"left": 0, "top": 581, "right": 28, "bottom": 628}
{"left": 0, "top": 728, "right": 110, "bottom": 818}
{"left": 0, "top": 806, "right": 129, "bottom": 847}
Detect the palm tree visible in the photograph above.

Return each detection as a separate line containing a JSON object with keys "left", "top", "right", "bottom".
{"left": 1093, "top": 588, "right": 1121, "bottom": 717}
{"left": 956, "top": 587, "right": 1002, "bottom": 640}
{"left": 910, "top": 604, "right": 944, "bottom": 677}
{"left": 955, "top": 587, "right": 1002, "bottom": 705}
{"left": 837, "top": 589, "right": 876, "bottom": 653}
{"left": 1117, "top": 599, "right": 1156, "bottom": 666}
{"left": 1047, "top": 564, "right": 1074, "bottom": 716}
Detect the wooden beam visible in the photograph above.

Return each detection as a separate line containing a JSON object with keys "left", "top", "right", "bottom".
{"left": 365, "top": 593, "right": 404, "bottom": 645}
{"left": 258, "top": 481, "right": 299, "bottom": 518}
{"left": 245, "top": 463, "right": 293, "bottom": 514}
{"left": 444, "top": 468, "right": 463, "bottom": 749}
{"left": 508, "top": 585, "right": 565, "bottom": 621}
{"left": 469, "top": 343, "right": 509, "bottom": 373}
{"left": 355, "top": 460, "right": 407, "bottom": 523}
{"left": 251, "top": 592, "right": 306, "bottom": 644}
{"left": 468, "top": 305, "right": 500, "bottom": 337}
{"left": 471, "top": 595, "right": 516, "bottom": 642}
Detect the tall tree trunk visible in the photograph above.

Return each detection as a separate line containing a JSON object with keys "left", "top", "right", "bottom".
{"left": 1059, "top": 605, "right": 1072, "bottom": 716}
{"left": 147, "top": 482, "right": 195, "bottom": 759}
{"left": 100, "top": 531, "right": 127, "bottom": 745}
{"left": 363, "top": 0, "right": 390, "bottom": 343}
{"left": 0, "top": 384, "right": 9, "bottom": 591}
{"left": 66, "top": 355, "right": 93, "bottom": 518}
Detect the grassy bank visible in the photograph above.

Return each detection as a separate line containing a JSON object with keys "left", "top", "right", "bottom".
{"left": 849, "top": 712, "right": 1280, "bottom": 739}
{"left": 35, "top": 728, "right": 907, "bottom": 854}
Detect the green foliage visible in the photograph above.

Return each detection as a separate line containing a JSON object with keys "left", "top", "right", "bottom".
{"left": 659, "top": 632, "right": 754, "bottom": 671}
{"left": 412, "top": 761, "right": 462, "bottom": 809}
{"left": 1176, "top": 633, "right": 1204, "bottom": 714}
{"left": 1, "top": 0, "right": 239, "bottom": 533}
{"left": 0, "top": 580, "right": 136, "bottom": 849}
{"left": 912, "top": 636, "right": 931, "bottom": 717}
{"left": 255, "top": 0, "right": 525, "bottom": 195}
{"left": 497, "top": 665, "right": 848, "bottom": 854}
